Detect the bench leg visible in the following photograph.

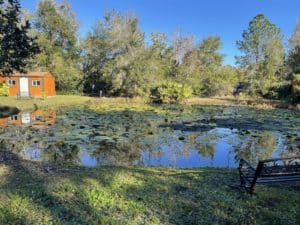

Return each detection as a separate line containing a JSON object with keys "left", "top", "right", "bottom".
{"left": 248, "top": 162, "right": 264, "bottom": 194}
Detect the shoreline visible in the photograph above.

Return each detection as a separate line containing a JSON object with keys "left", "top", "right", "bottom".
{"left": 0, "top": 95, "right": 299, "bottom": 112}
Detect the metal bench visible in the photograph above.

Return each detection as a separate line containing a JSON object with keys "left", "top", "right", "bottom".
{"left": 239, "top": 157, "right": 300, "bottom": 194}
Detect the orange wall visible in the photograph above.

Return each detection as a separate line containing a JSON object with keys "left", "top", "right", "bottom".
{"left": 0, "top": 115, "right": 21, "bottom": 126}
{"left": 29, "top": 77, "right": 43, "bottom": 96}
{"left": 0, "top": 77, "right": 19, "bottom": 96}
{"left": 0, "top": 110, "right": 56, "bottom": 128}
{"left": 0, "top": 118, "right": 8, "bottom": 127}
{"left": 31, "top": 110, "right": 56, "bottom": 128}
{"left": 7, "top": 115, "right": 21, "bottom": 126}
{"left": 44, "top": 74, "right": 56, "bottom": 96}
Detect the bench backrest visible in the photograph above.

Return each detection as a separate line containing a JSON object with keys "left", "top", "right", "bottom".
{"left": 239, "top": 156, "right": 300, "bottom": 193}
{"left": 258, "top": 157, "right": 300, "bottom": 177}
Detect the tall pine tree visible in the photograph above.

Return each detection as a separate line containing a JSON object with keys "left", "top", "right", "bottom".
{"left": 236, "top": 14, "right": 284, "bottom": 96}
{"left": 0, "top": 0, "right": 39, "bottom": 75}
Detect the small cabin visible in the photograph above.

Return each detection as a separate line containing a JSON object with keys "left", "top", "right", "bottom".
{"left": 0, "top": 72, "right": 55, "bottom": 97}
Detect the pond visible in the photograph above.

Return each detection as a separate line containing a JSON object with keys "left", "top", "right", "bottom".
{"left": 0, "top": 105, "right": 299, "bottom": 168}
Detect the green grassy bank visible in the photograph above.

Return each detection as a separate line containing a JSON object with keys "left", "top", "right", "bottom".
{"left": 0, "top": 95, "right": 285, "bottom": 112}
{"left": 0, "top": 151, "right": 299, "bottom": 225}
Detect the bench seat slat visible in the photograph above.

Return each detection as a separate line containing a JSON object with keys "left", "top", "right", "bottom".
{"left": 252, "top": 176, "right": 300, "bottom": 182}
{"left": 245, "top": 175, "right": 300, "bottom": 182}
{"left": 260, "top": 172, "right": 300, "bottom": 177}
{"left": 259, "top": 156, "right": 300, "bottom": 163}
{"left": 257, "top": 177, "right": 300, "bottom": 183}
{"left": 262, "top": 165, "right": 300, "bottom": 171}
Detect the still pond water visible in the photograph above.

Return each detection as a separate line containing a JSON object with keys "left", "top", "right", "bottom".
{"left": 0, "top": 105, "right": 299, "bottom": 168}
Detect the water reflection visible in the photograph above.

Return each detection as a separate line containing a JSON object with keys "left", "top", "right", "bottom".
{"left": 0, "top": 106, "right": 299, "bottom": 168}
{"left": 44, "top": 141, "right": 80, "bottom": 163}
{"left": 141, "top": 128, "right": 235, "bottom": 167}
{"left": 0, "top": 109, "right": 57, "bottom": 161}
{"left": 90, "top": 141, "right": 141, "bottom": 166}
{"left": 232, "top": 131, "right": 278, "bottom": 165}
{"left": 197, "top": 143, "right": 215, "bottom": 158}
{"left": 0, "top": 109, "right": 56, "bottom": 128}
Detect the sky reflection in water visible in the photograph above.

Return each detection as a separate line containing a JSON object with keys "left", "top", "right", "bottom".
{"left": 0, "top": 106, "right": 299, "bottom": 168}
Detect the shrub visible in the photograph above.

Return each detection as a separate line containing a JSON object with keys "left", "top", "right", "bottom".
{"left": 292, "top": 86, "right": 300, "bottom": 103}
{"left": 150, "top": 81, "right": 193, "bottom": 104}
{"left": 41, "top": 91, "right": 47, "bottom": 100}
{"left": 0, "top": 82, "right": 9, "bottom": 96}
{"left": 292, "top": 74, "right": 300, "bottom": 103}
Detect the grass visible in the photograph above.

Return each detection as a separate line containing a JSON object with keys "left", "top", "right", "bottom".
{"left": 0, "top": 95, "right": 285, "bottom": 112}
{"left": 0, "top": 151, "right": 299, "bottom": 225}
{"left": 0, "top": 95, "right": 100, "bottom": 111}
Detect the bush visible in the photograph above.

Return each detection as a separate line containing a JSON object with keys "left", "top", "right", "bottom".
{"left": 292, "top": 74, "right": 300, "bottom": 103}
{"left": 0, "top": 82, "right": 9, "bottom": 96}
{"left": 150, "top": 81, "right": 193, "bottom": 104}
{"left": 292, "top": 86, "right": 300, "bottom": 103}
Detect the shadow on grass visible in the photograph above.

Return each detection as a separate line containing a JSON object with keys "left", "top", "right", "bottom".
{"left": 1, "top": 150, "right": 300, "bottom": 224}
{"left": 0, "top": 150, "right": 243, "bottom": 224}
{"left": 0, "top": 151, "right": 95, "bottom": 224}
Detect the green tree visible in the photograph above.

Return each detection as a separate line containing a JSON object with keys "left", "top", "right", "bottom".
{"left": 288, "top": 23, "right": 300, "bottom": 103}
{"left": 236, "top": 14, "right": 284, "bottom": 96}
{"left": 82, "top": 19, "right": 111, "bottom": 95}
{"left": 0, "top": 0, "right": 39, "bottom": 74}
{"left": 170, "top": 32, "right": 198, "bottom": 86}
{"left": 146, "top": 32, "right": 173, "bottom": 87}
{"left": 29, "top": 0, "right": 82, "bottom": 92}
{"left": 165, "top": 34, "right": 226, "bottom": 96}
{"left": 288, "top": 22, "right": 300, "bottom": 74}
{"left": 197, "top": 36, "right": 225, "bottom": 96}
{"left": 83, "top": 11, "right": 147, "bottom": 97}
{"left": 83, "top": 11, "right": 234, "bottom": 99}
{"left": 101, "top": 11, "right": 146, "bottom": 97}
{"left": 198, "top": 36, "right": 223, "bottom": 67}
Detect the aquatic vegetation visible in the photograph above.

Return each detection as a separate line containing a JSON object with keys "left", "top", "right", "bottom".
{"left": 0, "top": 101, "right": 299, "bottom": 168}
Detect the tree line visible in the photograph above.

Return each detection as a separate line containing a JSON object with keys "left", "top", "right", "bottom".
{"left": 0, "top": 0, "right": 299, "bottom": 103}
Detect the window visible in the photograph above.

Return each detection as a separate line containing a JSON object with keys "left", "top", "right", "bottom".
{"left": 7, "top": 80, "right": 16, "bottom": 86}
{"left": 10, "top": 115, "right": 18, "bottom": 121}
{"left": 32, "top": 80, "right": 41, "bottom": 87}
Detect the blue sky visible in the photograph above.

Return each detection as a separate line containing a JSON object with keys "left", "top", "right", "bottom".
{"left": 20, "top": 0, "right": 300, "bottom": 65}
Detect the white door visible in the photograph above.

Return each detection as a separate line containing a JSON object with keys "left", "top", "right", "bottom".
{"left": 21, "top": 113, "right": 31, "bottom": 124}
{"left": 19, "top": 77, "right": 29, "bottom": 97}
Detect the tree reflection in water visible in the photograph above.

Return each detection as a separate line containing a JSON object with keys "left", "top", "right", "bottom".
{"left": 196, "top": 143, "right": 216, "bottom": 159}
{"left": 91, "top": 140, "right": 141, "bottom": 166}
{"left": 44, "top": 141, "right": 80, "bottom": 163}
{"left": 282, "top": 136, "right": 300, "bottom": 158}
{"left": 0, "top": 105, "right": 299, "bottom": 167}
{"left": 194, "top": 132, "right": 218, "bottom": 159}
{"left": 233, "top": 131, "right": 277, "bottom": 164}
